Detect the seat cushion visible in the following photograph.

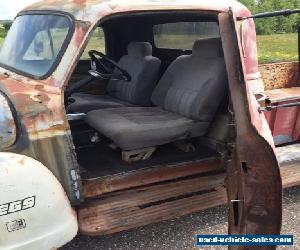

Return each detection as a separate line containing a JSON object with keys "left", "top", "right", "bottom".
{"left": 107, "top": 42, "right": 161, "bottom": 106}
{"left": 86, "top": 107, "right": 209, "bottom": 150}
{"left": 69, "top": 42, "right": 161, "bottom": 113}
{"left": 68, "top": 93, "right": 133, "bottom": 113}
{"left": 151, "top": 38, "right": 227, "bottom": 122}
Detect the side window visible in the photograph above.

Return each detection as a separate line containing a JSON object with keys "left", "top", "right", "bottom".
{"left": 50, "top": 28, "right": 70, "bottom": 57}
{"left": 153, "top": 22, "right": 220, "bottom": 50}
{"left": 81, "top": 27, "right": 105, "bottom": 59}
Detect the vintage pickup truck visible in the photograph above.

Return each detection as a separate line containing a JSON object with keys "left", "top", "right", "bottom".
{"left": 0, "top": 0, "right": 299, "bottom": 249}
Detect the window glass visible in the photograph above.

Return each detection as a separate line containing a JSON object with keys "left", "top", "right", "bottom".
{"left": 81, "top": 27, "right": 105, "bottom": 59}
{"left": 154, "top": 22, "right": 220, "bottom": 50}
{"left": 0, "top": 14, "right": 71, "bottom": 78}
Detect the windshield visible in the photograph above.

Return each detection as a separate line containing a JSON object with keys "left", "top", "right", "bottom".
{"left": 0, "top": 14, "right": 72, "bottom": 78}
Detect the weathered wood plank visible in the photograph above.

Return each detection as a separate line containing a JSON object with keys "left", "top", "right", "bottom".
{"left": 79, "top": 188, "right": 227, "bottom": 235}
{"left": 281, "top": 162, "right": 300, "bottom": 189}
{"left": 84, "top": 173, "right": 225, "bottom": 209}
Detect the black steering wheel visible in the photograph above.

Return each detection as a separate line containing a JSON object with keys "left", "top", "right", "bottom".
{"left": 88, "top": 50, "right": 131, "bottom": 81}
{"left": 65, "top": 50, "right": 132, "bottom": 97}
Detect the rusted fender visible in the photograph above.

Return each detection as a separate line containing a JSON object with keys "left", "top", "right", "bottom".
{"left": 0, "top": 73, "right": 83, "bottom": 205}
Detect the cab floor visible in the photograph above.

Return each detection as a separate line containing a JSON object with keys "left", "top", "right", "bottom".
{"left": 77, "top": 140, "right": 219, "bottom": 180}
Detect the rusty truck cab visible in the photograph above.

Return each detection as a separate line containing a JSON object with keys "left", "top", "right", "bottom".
{"left": 1, "top": 0, "right": 299, "bottom": 243}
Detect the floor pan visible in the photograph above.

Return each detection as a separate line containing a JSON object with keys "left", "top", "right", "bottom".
{"left": 77, "top": 140, "right": 219, "bottom": 179}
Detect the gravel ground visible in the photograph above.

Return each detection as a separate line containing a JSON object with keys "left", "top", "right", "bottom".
{"left": 62, "top": 187, "right": 300, "bottom": 250}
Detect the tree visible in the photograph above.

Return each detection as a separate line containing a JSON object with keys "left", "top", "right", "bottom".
{"left": 239, "top": 0, "right": 299, "bottom": 35}
{"left": 2, "top": 21, "right": 12, "bottom": 33}
{"left": 239, "top": 0, "right": 256, "bottom": 12}
{"left": 0, "top": 26, "right": 5, "bottom": 38}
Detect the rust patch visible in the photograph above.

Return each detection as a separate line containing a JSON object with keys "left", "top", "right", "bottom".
{"left": 73, "top": 0, "right": 87, "bottom": 6}
{"left": 219, "top": 12, "right": 282, "bottom": 241}
{"left": 265, "top": 87, "right": 300, "bottom": 102}
{"left": 259, "top": 62, "right": 299, "bottom": 90}
{"left": 17, "top": 157, "right": 26, "bottom": 166}
{"left": 74, "top": 22, "right": 90, "bottom": 47}
{"left": 47, "top": 76, "right": 62, "bottom": 88}
{"left": 34, "top": 84, "right": 45, "bottom": 91}
{"left": 33, "top": 93, "right": 51, "bottom": 103}
{"left": 83, "top": 158, "right": 222, "bottom": 198}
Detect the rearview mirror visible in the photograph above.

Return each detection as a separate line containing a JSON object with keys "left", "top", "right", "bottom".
{"left": 34, "top": 39, "right": 44, "bottom": 56}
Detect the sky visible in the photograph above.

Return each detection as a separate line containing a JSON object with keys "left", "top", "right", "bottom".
{"left": 0, "top": 0, "right": 39, "bottom": 20}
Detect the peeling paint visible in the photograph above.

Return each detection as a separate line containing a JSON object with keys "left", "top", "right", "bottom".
{"left": 0, "top": 93, "right": 16, "bottom": 150}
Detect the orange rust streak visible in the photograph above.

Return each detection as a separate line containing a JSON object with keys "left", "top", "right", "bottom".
{"left": 75, "top": 22, "right": 90, "bottom": 47}
{"left": 73, "top": 0, "right": 87, "bottom": 6}
{"left": 260, "top": 62, "right": 299, "bottom": 90}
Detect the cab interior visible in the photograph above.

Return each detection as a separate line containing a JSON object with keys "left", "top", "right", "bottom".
{"left": 65, "top": 11, "right": 230, "bottom": 179}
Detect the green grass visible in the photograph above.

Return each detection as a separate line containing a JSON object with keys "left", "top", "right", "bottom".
{"left": 152, "top": 33, "right": 298, "bottom": 64}
{"left": 81, "top": 36, "right": 105, "bottom": 59}
{"left": 0, "top": 33, "right": 298, "bottom": 64}
{"left": 257, "top": 33, "right": 298, "bottom": 64}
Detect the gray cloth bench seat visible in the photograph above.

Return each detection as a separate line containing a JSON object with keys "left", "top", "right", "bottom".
{"left": 86, "top": 107, "right": 209, "bottom": 150}
{"left": 69, "top": 42, "right": 161, "bottom": 113}
{"left": 86, "top": 38, "right": 228, "bottom": 151}
{"left": 69, "top": 93, "right": 134, "bottom": 113}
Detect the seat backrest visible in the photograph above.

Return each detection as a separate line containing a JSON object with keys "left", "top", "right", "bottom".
{"left": 151, "top": 38, "right": 227, "bottom": 122}
{"left": 107, "top": 42, "right": 161, "bottom": 106}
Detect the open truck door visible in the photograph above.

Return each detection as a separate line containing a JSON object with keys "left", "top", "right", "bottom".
{"left": 219, "top": 10, "right": 282, "bottom": 244}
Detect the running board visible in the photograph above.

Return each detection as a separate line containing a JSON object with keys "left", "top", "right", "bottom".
{"left": 83, "top": 158, "right": 222, "bottom": 198}
{"left": 78, "top": 173, "right": 226, "bottom": 235}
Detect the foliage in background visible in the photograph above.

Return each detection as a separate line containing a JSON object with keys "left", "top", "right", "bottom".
{"left": 0, "top": 3, "right": 298, "bottom": 64}
{"left": 257, "top": 33, "right": 298, "bottom": 63}
{"left": 0, "top": 21, "right": 12, "bottom": 37}
{"left": 239, "top": 0, "right": 299, "bottom": 35}
{"left": 0, "top": 28, "right": 5, "bottom": 38}
{"left": 2, "top": 21, "right": 12, "bottom": 33}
